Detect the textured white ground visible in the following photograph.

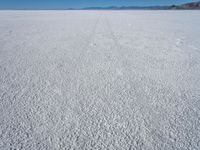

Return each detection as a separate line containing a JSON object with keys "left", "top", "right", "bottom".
{"left": 0, "top": 10, "right": 200, "bottom": 150}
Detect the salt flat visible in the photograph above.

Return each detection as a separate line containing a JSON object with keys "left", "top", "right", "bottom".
{"left": 0, "top": 11, "right": 200, "bottom": 150}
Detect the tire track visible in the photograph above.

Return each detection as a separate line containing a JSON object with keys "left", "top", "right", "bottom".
{"left": 102, "top": 15, "right": 186, "bottom": 148}
{"left": 77, "top": 15, "right": 101, "bottom": 66}
{"left": 52, "top": 15, "right": 102, "bottom": 130}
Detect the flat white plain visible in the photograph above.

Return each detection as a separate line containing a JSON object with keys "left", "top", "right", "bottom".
{"left": 0, "top": 11, "right": 200, "bottom": 150}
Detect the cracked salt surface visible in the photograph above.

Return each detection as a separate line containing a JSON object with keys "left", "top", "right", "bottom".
{"left": 0, "top": 10, "right": 200, "bottom": 150}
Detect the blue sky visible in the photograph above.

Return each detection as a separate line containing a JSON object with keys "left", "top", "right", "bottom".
{"left": 0, "top": 0, "right": 197, "bottom": 9}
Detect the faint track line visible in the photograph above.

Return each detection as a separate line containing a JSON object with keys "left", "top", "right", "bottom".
{"left": 54, "top": 15, "right": 102, "bottom": 129}
{"left": 77, "top": 15, "right": 101, "bottom": 64}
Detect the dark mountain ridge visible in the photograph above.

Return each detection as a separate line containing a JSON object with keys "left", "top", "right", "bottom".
{"left": 82, "top": 1, "right": 200, "bottom": 10}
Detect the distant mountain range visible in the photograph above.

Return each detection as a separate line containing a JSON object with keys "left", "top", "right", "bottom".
{"left": 169, "top": 1, "right": 200, "bottom": 9}
{"left": 81, "top": 1, "right": 200, "bottom": 10}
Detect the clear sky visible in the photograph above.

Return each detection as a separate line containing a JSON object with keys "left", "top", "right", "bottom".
{"left": 0, "top": 0, "right": 198, "bottom": 9}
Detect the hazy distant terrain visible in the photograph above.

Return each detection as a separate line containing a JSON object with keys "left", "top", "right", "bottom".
{"left": 170, "top": 0, "right": 200, "bottom": 9}
{"left": 82, "top": 1, "right": 200, "bottom": 10}
{"left": 0, "top": 11, "right": 200, "bottom": 150}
